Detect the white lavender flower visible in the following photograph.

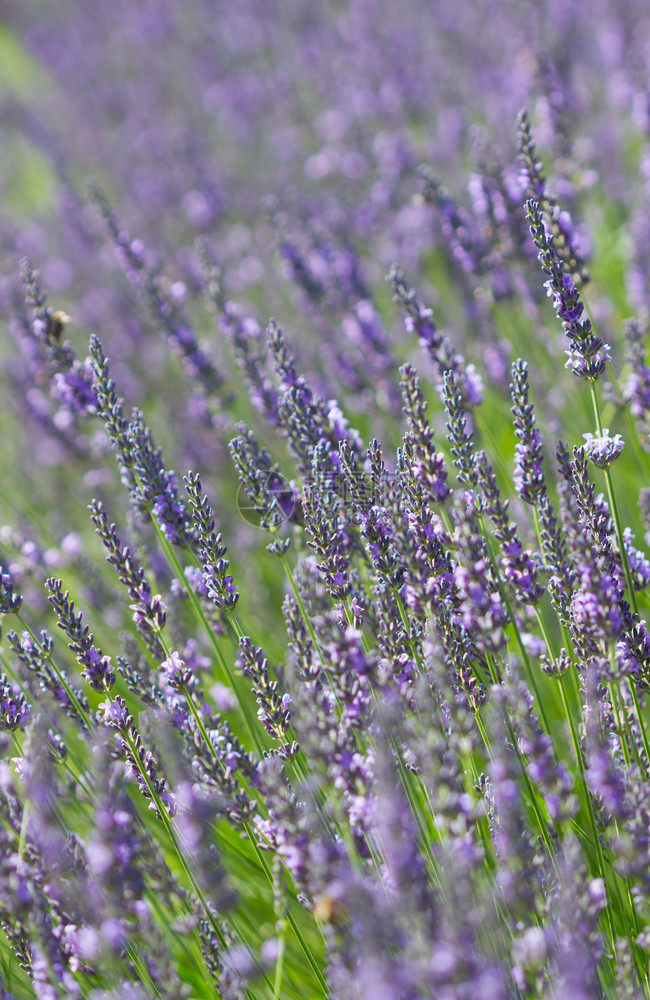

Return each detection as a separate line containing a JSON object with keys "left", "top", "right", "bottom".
{"left": 582, "top": 428, "right": 625, "bottom": 468}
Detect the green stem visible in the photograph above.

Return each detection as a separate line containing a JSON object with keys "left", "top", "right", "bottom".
{"left": 609, "top": 682, "right": 632, "bottom": 768}
{"left": 273, "top": 922, "right": 287, "bottom": 1000}
{"left": 152, "top": 521, "right": 264, "bottom": 755}
{"left": 114, "top": 708, "right": 227, "bottom": 947}
{"left": 279, "top": 553, "right": 324, "bottom": 661}
{"left": 537, "top": 611, "right": 617, "bottom": 945}
{"left": 479, "top": 521, "right": 554, "bottom": 732}
{"left": 486, "top": 654, "right": 560, "bottom": 878}
{"left": 395, "top": 593, "right": 425, "bottom": 674}
{"left": 3, "top": 654, "right": 96, "bottom": 796}
{"left": 590, "top": 387, "right": 650, "bottom": 768}
{"left": 15, "top": 613, "right": 92, "bottom": 731}
{"left": 475, "top": 712, "right": 493, "bottom": 761}
{"left": 180, "top": 681, "right": 326, "bottom": 995}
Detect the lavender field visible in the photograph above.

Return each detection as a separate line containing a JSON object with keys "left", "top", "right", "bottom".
{"left": 2, "top": 1, "right": 650, "bottom": 997}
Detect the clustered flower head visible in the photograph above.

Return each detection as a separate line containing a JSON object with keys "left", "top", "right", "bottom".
{"left": 0, "top": 566, "right": 22, "bottom": 615}
{"left": 0, "top": 674, "right": 30, "bottom": 731}
{"left": 583, "top": 428, "right": 625, "bottom": 468}
{"left": 160, "top": 650, "right": 196, "bottom": 691}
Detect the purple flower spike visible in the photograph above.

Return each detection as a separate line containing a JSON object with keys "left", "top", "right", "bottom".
{"left": 510, "top": 359, "right": 546, "bottom": 504}
{"left": 160, "top": 650, "right": 196, "bottom": 692}
{"left": 100, "top": 697, "right": 131, "bottom": 733}
{"left": 45, "top": 577, "right": 115, "bottom": 692}
{"left": 0, "top": 675, "right": 31, "bottom": 732}
{"left": 571, "top": 562, "right": 624, "bottom": 643}
{"left": 0, "top": 567, "right": 23, "bottom": 615}
{"left": 525, "top": 200, "right": 607, "bottom": 381}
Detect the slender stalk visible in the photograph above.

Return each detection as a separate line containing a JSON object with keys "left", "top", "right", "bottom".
{"left": 15, "top": 613, "right": 92, "bottom": 731}
{"left": 279, "top": 553, "right": 324, "bottom": 661}
{"left": 486, "top": 654, "right": 560, "bottom": 878}
{"left": 479, "top": 520, "right": 554, "bottom": 732}
{"left": 590, "top": 386, "right": 650, "bottom": 767}
{"left": 536, "top": 610, "right": 618, "bottom": 946}
{"left": 152, "top": 519, "right": 264, "bottom": 755}
{"left": 178, "top": 680, "right": 327, "bottom": 995}
{"left": 273, "top": 922, "right": 287, "bottom": 1000}
{"left": 120, "top": 721, "right": 226, "bottom": 946}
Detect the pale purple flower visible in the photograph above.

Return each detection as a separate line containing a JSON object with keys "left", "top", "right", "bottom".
{"left": 582, "top": 428, "right": 624, "bottom": 468}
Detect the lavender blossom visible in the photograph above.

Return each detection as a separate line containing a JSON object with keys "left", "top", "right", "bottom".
{"left": 198, "top": 247, "right": 280, "bottom": 422}
{"left": 583, "top": 668, "right": 629, "bottom": 822}
{"left": 187, "top": 713, "right": 258, "bottom": 829}
{"left": 452, "top": 495, "right": 509, "bottom": 653}
{"left": 501, "top": 665, "right": 577, "bottom": 821}
{"left": 160, "top": 650, "right": 196, "bottom": 692}
{"left": 174, "top": 781, "right": 238, "bottom": 910}
{"left": 549, "top": 837, "right": 607, "bottom": 999}
{"left": 443, "top": 370, "right": 478, "bottom": 487}
{"left": 359, "top": 505, "right": 403, "bottom": 590}
{"left": 93, "top": 190, "right": 224, "bottom": 395}
{"left": 45, "top": 578, "right": 115, "bottom": 692}
{"left": 389, "top": 266, "right": 484, "bottom": 406}
{"left": 86, "top": 745, "right": 146, "bottom": 916}
{"left": 0, "top": 567, "right": 23, "bottom": 615}
{"left": 583, "top": 428, "right": 625, "bottom": 468}
{"left": 184, "top": 471, "right": 239, "bottom": 611}
{"left": 11, "top": 261, "right": 97, "bottom": 443}
{"left": 0, "top": 675, "right": 31, "bottom": 732}
{"left": 229, "top": 424, "right": 297, "bottom": 531}
{"left": 622, "top": 319, "right": 650, "bottom": 448}
{"left": 99, "top": 696, "right": 176, "bottom": 821}
{"left": 525, "top": 199, "right": 610, "bottom": 381}
{"left": 567, "top": 445, "right": 623, "bottom": 590}
{"left": 88, "top": 499, "right": 165, "bottom": 660}
{"left": 570, "top": 559, "right": 624, "bottom": 646}
{"left": 236, "top": 637, "right": 296, "bottom": 758}
{"left": 5, "top": 11, "right": 650, "bottom": 995}
{"left": 51, "top": 356, "right": 97, "bottom": 415}
{"left": 399, "top": 363, "right": 451, "bottom": 506}
{"left": 301, "top": 476, "right": 352, "bottom": 601}
{"left": 623, "top": 528, "right": 650, "bottom": 591}
{"left": 89, "top": 336, "right": 190, "bottom": 545}
{"left": 6, "top": 628, "right": 90, "bottom": 728}
{"left": 420, "top": 169, "right": 489, "bottom": 276}
{"left": 510, "top": 358, "right": 546, "bottom": 504}
{"left": 267, "top": 319, "right": 357, "bottom": 475}
{"left": 475, "top": 450, "right": 544, "bottom": 606}
{"left": 517, "top": 108, "right": 589, "bottom": 284}
{"left": 484, "top": 723, "right": 546, "bottom": 922}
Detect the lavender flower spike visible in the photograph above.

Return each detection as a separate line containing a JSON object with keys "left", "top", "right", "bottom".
{"left": 0, "top": 675, "right": 31, "bottom": 732}
{"left": 517, "top": 108, "right": 589, "bottom": 284}
{"left": 525, "top": 199, "right": 610, "bottom": 381}
{"left": 184, "top": 471, "right": 239, "bottom": 611}
{"left": 399, "top": 363, "right": 451, "bottom": 506}
{"left": 100, "top": 695, "right": 177, "bottom": 821}
{"left": 510, "top": 359, "right": 546, "bottom": 504}
{"left": 45, "top": 577, "right": 116, "bottom": 692}
{"left": 0, "top": 567, "right": 23, "bottom": 615}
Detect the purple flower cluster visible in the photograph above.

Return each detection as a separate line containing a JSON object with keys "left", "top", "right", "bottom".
{"left": 583, "top": 428, "right": 625, "bottom": 469}
{"left": 5, "top": 7, "right": 650, "bottom": 999}
{"left": 525, "top": 199, "right": 611, "bottom": 381}
{"left": 0, "top": 675, "right": 31, "bottom": 732}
